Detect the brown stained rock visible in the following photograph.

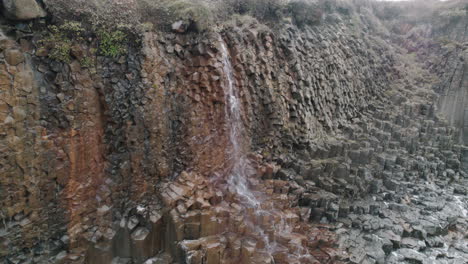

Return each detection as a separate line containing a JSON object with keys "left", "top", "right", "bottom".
{"left": 69, "top": 61, "right": 81, "bottom": 73}
{"left": 13, "top": 70, "right": 33, "bottom": 93}
{"left": 0, "top": 15, "right": 421, "bottom": 261}
{"left": 5, "top": 49, "right": 25, "bottom": 66}
{"left": 12, "top": 106, "right": 26, "bottom": 121}
{"left": 0, "top": 39, "right": 16, "bottom": 51}
{"left": 19, "top": 39, "right": 33, "bottom": 53}
{"left": 250, "top": 252, "right": 273, "bottom": 264}
{"left": 170, "top": 182, "right": 192, "bottom": 198}
{"left": 176, "top": 202, "right": 188, "bottom": 214}
{"left": 184, "top": 222, "right": 201, "bottom": 239}
{"left": 227, "top": 235, "right": 242, "bottom": 259}
{"left": 130, "top": 227, "right": 154, "bottom": 262}
{"left": 189, "top": 251, "right": 204, "bottom": 264}
{"left": 70, "top": 44, "right": 85, "bottom": 60}
{"left": 240, "top": 239, "right": 257, "bottom": 263}
{"left": 205, "top": 241, "right": 223, "bottom": 264}
{"left": 194, "top": 197, "right": 211, "bottom": 210}
{"left": 85, "top": 242, "right": 113, "bottom": 264}
{"left": 0, "top": 69, "right": 11, "bottom": 90}
{"left": 161, "top": 187, "right": 182, "bottom": 208}
{"left": 168, "top": 209, "right": 185, "bottom": 242}
{"left": 159, "top": 167, "right": 340, "bottom": 264}
{"left": 200, "top": 210, "right": 220, "bottom": 237}
{"left": 181, "top": 239, "right": 202, "bottom": 252}
{"left": 149, "top": 214, "right": 164, "bottom": 256}
{"left": 0, "top": 103, "right": 9, "bottom": 122}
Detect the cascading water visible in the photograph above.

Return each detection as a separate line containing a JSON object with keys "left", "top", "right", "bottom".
{"left": 218, "top": 37, "right": 316, "bottom": 262}
{"left": 0, "top": 29, "right": 6, "bottom": 40}
{"left": 219, "top": 38, "right": 260, "bottom": 208}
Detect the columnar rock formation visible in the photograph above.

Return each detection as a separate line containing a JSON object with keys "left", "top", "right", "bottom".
{"left": 0, "top": 0, "right": 467, "bottom": 264}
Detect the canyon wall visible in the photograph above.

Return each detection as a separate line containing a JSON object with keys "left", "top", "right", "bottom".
{"left": 393, "top": 2, "right": 468, "bottom": 144}
{"left": 0, "top": 0, "right": 467, "bottom": 264}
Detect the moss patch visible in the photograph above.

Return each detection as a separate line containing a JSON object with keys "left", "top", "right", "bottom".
{"left": 97, "top": 29, "right": 128, "bottom": 57}
{"left": 40, "top": 21, "right": 85, "bottom": 63}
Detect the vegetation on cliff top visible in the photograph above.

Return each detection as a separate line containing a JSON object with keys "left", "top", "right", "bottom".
{"left": 35, "top": 0, "right": 370, "bottom": 63}
{"left": 37, "top": 0, "right": 337, "bottom": 64}
{"left": 43, "top": 0, "right": 341, "bottom": 32}
{"left": 40, "top": 20, "right": 129, "bottom": 65}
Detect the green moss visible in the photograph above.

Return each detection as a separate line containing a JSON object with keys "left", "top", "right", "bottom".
{"left": 79, "top": 57, "right": 94, "bottom": 68}
{"left": 59, "top": 21, "right": 86, "bottom": 35}
{"left": 40, "top": 21, "right": 86, "bottom": 63}
{"left": 49, "top": 40, "right": 72, "bottom": 63}
{"left": 97, "top": 29, "right": 128, "bottom": 57}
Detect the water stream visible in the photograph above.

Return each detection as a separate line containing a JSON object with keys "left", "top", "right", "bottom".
{"left": 218, "top": 37, "right": 314, "bottom": 262}
{"left": 0, "top": 29, "right": 6, "bottom": 40}
{"left": 219, "top": 38, "right": 261, "bottom": 209}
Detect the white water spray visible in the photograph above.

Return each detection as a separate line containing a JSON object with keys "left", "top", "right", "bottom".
{"left": 218, "top": 37, "right": 316, "bottom": 262}
{"left": 0, "top": 29, "right": 6, "bottom": 40}
{"left": 219, "top": 38, "right": 260, "bottom": 208}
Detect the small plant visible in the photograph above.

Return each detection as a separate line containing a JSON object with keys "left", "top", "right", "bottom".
{"left": 49, "top": 40, "right": 72, "bottom": 63}
{"left": 59, "top": 21, "right": 85, "bottom": 35}
{"left": 97, "top": 29, "right": 128, "bottom": 57}
{"left": 40, "top": 21, "right": 86, "bottom": 63}
{"left": 80, "top": 57, "right": 94, "bottom": 68}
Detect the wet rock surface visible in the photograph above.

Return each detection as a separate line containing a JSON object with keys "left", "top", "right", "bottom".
{"left": 0, "top": 1, "right": 468, "bottom": 264}
{"left": 159, "top": 170, "right": 339, "bottom": 264}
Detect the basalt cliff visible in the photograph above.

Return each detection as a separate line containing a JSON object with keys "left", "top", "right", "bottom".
{"left": 0, "top": 0, "right": 467, "bottom": 263}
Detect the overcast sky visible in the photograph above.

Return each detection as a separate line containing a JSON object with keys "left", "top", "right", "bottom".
{"left": 376, "top": 0, "right": 449, "bottom": 1}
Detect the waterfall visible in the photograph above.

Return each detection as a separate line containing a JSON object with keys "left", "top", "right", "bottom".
{"left": 219, "top": 39, "right": 260, "bottom": 208}
{"left": 218, "top": 37, "right": 315, "bottom": 262}
{"left": 0, "top": 29, "right": 6, "bottom": 40}
{"left": 219, "top": 37, "right": 275, "bottom": 254}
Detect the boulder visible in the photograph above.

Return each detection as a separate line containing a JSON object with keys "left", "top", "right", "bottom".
{"left": 4, "top": 49, "right": 24, "bottom": 66}
{"left": 0, "top": 39, "right": 16, "bottom": 51}
{"left": 2, "top": 0, "right": 47, "bottom": 20}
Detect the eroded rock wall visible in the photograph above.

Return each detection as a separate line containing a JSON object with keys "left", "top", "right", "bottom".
{"left": 0, "top": 15, "right": 402, "bottom": 262}
{"left": 392, "top": 5, "right": 468, "bottom": 144}
{"left": 0, "top": 1, "right": 467, "bottom": 264}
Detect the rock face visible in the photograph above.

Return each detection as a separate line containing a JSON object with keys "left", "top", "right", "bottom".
{"left": 2, "top": 0, "right": 47, "bottom": 20}
{"left": 394, "top": 8, "right": 468, "bottom": 145}
{"left": 0, "top": 1, "right": 467, "bottom": 264}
